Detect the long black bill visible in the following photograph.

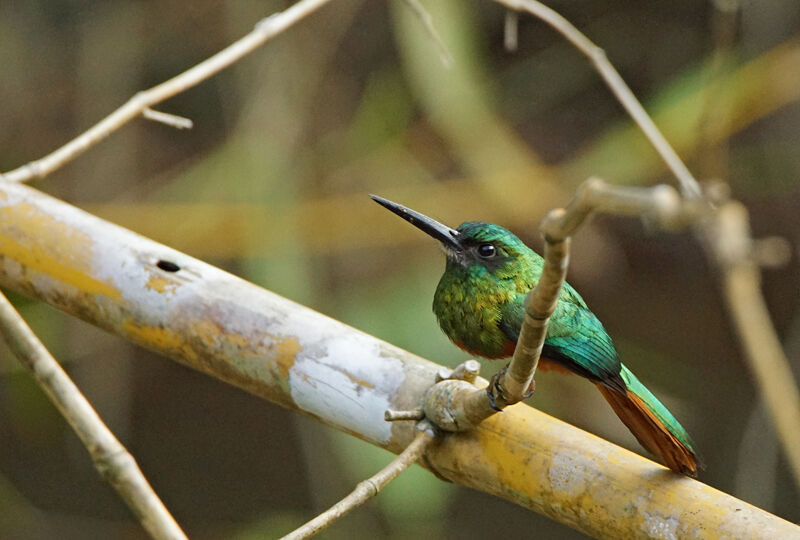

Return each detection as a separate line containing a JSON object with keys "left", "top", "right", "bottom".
{"left": 369, "top": 194, "right": 462, "bottom": 252}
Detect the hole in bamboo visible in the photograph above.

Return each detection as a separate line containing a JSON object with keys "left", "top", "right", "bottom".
{"left": 156, "top": 260, "right": 180, "bottom": 272}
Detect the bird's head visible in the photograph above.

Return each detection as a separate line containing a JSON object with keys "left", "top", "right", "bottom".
{"left": 370, "top": 195, "right": 533, "bottom": 279}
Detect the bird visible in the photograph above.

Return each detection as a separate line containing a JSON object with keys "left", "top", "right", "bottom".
{"left": 370, "top": 194, "right": 701, "bottom": 476}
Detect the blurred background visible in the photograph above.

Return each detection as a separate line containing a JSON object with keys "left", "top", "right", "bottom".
{"left": 1, "top": 0, "right": 799, "bottom": 538}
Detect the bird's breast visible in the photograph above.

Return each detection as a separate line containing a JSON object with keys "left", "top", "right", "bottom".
{"left": 433, "top": 278, "right": 514, "bottom": 359}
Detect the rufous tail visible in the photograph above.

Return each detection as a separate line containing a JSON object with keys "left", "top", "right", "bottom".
{"left": 595, "top": 383, "right": 699, "bottom": 476}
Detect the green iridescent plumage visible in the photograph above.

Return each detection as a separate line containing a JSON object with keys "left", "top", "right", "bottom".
{"left": 434, "top": 221, "right": 697, "bottom": 463}
{"left": 370, "top": 195, "right": 700, "bottom": 475}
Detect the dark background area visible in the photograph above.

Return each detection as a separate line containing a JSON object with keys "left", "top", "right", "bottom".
{"left": 1, "top": 0, "right": 799, "bottom": 537}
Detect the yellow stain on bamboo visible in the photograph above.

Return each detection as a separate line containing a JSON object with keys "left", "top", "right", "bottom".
{"left": 428, "top": 404, "right": 787, "bottom": 539}
{"left": 473, "top": 411, "right": 659, "bottom": 534}
{"left": 272, "top": 337, "right": 299, "bottom": 377}
{"left": 123, "top": 321, "right": 197, "bottom": 360}
{"left": 190, "top": 318, "right": 229, "bottom": 350}
{"left": 186, "top": 318, "right": 302, "bottom": 372}
{"left": 0, "top": 202, "right": 120, "bottom": 298}
{"left": 146, "top": 275, "right": 177, "bottom": 294}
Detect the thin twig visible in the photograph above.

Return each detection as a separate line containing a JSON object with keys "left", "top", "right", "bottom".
{"left": 0, "top": 290, "right": 186, "bottom": 540}
{"left": 142, "top": 108, "right": 194, "bottom": 130}
{"left": 281, "top": 422, "right": 437, "bottom": 540}
{"left": 385, "top": 408, "right": 425, "bottom": 421}
{"left": 0, "top": 0, "right": 334, "bottom": 183}
{"left": 494, "top": 0, "right": 702, "bottom": 199}
{"left": 400, "top": 0, "right": 454, "bottom": 68}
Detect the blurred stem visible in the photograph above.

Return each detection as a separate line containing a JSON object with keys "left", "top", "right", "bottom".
{"left": 697, "top": 0, "right": 740, "bottom": 180}
{"left": 0, "top": 291, "right": 186, "bottom": 540}
{"left": 391, "top": 0, "right": 558, "bottom": 217}
{"left": 721, "top": 261, "right": 800, "bottom": 488}
{"left": 400, "top": 0, "right": 453, "bottom": 67}
{"left": 705, "top": 202, "right": 800, "bottom": 490}
{"left": 694, "top": 3, "right": 800, "bottom": 489}
{"left": 735, "top": 401, "right": 777, "bottom": 511}
{"left": 504, "top": 11, "right": 519, "bottom": 52}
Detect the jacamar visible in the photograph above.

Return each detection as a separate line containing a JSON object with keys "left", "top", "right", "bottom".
{"left": 371, "top": 194, "right": 700, "bottom": 476}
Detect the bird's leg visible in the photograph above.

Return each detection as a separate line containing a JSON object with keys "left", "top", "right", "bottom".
{"left": 487, "top": 367, "right": 508, "bottom": 412}
{"left": 487, "top": 366, "right": 536, "bottom": 410}
{"left": 522, "top": 378, "right": 536, "bottom": 399}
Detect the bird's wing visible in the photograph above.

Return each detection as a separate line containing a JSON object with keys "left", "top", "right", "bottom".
{"left": 498, "top": 281, "right": 625, "bottom": 391}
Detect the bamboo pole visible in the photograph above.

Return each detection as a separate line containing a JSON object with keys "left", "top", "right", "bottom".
{"left": 0, "top": 180, "right": 796, "bottom": 538}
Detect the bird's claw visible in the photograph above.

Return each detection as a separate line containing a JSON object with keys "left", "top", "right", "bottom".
{"left": 486, "top": 368, "right": 508, "bottom": 412}
{"left": 487, "top": 369, "right": 536, "bottom": 409}
{"left": 522, "top": 378, "right": 536, "bottom": 400}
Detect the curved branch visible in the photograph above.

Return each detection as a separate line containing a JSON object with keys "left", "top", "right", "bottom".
{"left": 495, "top": 0, "right": 702, "bottom": 199}
{"left": 0, "top": 0, "right": 334, "bottom": 183}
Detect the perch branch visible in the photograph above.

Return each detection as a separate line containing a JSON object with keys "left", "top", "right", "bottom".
{"left": 0, "top": 0, "right": 334, "bottom": 183}
{"left": 494, "top": 0, "right": 702, "bottom": 199}
{"left": 490, "top": 238, "right": 569, "bottom": 406}
{"left": 0, "top": 291, "right": 186, "bottom": 540}
{"left": 282, "top": 422, "right": 437, "bottom": 540}
{"left": 0, "top": 181, "right": 796, "bottom": 537}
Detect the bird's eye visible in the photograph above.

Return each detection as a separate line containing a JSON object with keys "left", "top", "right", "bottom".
{"left": 477, "top": 243, "right": 496, "bottom": 258}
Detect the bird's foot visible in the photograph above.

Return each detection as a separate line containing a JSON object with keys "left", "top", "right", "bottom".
{"left": 486, "top": 368, "right": 509, "bottom": 412}
{"left": 487, "top": 369, "right": 536, "bottom": 410}
{"left": 522, "top": 378, "right": 536, "bottom": 400}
